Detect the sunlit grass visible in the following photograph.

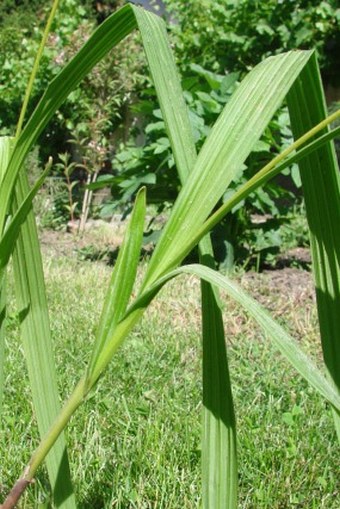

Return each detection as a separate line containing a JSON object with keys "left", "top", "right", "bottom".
{"left": 1, "top": 251, "right": 338, "bottom": 507}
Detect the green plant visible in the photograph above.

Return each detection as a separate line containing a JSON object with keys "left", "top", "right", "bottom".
{"left": 163, "top": 0, "right": 340, "bottom": 80}
{"left": 55, "top": 152, "right": 79, "bottom": 224}
{"left": 0, "top": 3, "right": 340, "bottom": 509}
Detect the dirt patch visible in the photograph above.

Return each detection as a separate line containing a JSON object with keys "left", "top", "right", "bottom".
{"left": 241, "top": 267, "right": 315, "bottom": 315}
{"left": 39, "top": 219, "right": 126, "bottom": 260}
{"left": 39, "top": 225, "right": 315, "bottom": 307}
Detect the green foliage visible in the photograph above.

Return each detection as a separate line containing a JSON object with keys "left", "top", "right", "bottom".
{"left": 239, "top": 204, "right": 310, "bottom": 270}
{"left": 0, "top": 0, "right": 144, "bottom": 162}
{"left": 164, "top": 0, "right": 340, "bottom": 82}
{"left": 0, "top": 0, "right": 43, "bottom": 28}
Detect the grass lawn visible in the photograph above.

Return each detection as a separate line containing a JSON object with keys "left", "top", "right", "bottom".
{"left": 0, "top": 238, "right": 339, "bottom": 508}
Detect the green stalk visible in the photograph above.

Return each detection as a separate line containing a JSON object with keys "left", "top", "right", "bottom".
{"left": 27, "top": 378, "right": 86, "bottom": 481}
{"left": 15, "top": 0, "right": 60, "bottom": 137}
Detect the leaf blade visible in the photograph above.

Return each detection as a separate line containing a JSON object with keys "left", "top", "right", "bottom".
{"left": 0, "top": 159, "right": 51, "bottom": 279}
{"left": 87, "top": 187, "right": 146, "bottom": 386}
{"left": 11, "top": 171, "right": 77, "bottom": 508}
{"left": 149, "top": 265, "right": 340, "bottom": 412}
{"left": 287, "top": 53, "right": 340, "bottom": 440}
{"left": 0, "top": 137, "right": 14, "bottom": 416}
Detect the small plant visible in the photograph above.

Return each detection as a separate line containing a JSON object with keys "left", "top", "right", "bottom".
{"left": 55, "top": 151, "right": 79, "bottom": 224}
{"left": 0, "top": 2, "right": 339, "bottom": 508}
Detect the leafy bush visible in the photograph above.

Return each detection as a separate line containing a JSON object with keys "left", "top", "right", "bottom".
{"left": 164, "top": 0, "right": 340, "bottom": 81}
{"left": 0, "top": 0, "right": 145, "bottom": 162}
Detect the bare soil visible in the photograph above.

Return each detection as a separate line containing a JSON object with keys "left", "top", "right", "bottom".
{"left": 39, "top": 225, "right": 314, "bottom": 304}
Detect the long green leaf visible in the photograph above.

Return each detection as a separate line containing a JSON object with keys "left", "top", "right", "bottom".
{"left": 138, "top": 265, "right": 340, "bottom": 412}
{"left": 142, "top": 50, "right": 313, "bottom": 287}
{"left": 287, "top": 53, "right": 340, "bottom": 440}
{"left": 199, "top": 248, "right": 237, "bottom": 509}
{"left": 0, "top": 274, "right": 5, "bottom": 414}
{"left": 0, "top": 159, "right": 51, "bottom": 279}
{"left": 11, "top": 171, "right": 77, "bottom": 508}
{"left": 0, "top": 137, "right": 12, "bottom": 414}
{"left": 87, "top": 187, "right": 146, "bottom": 386}
{"left": 134, "top": 9, "right": 237, "bottom": 507}
{"left": 0, "top": 137, "right": 13, "bottom": 182}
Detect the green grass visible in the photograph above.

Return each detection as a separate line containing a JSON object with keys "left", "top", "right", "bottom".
{"left": 1, "top": 249, "right": 339, "bottom": 508}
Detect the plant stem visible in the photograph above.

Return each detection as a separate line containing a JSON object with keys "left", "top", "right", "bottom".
{"left": 27, "top": 378, "right": 86, "bottom": 479}
{"left": 79, "top": 170, "right": 99, "bottom": 234}
{"left": 15, "top": 0, "right": 60, "bottom": 138}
